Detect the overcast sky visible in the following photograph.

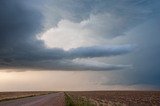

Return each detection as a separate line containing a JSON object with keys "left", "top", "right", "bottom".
{"left": 0, "top": 0, "right": 160, "bottom": 91}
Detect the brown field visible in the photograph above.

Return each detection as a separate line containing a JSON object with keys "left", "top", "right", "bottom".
{"left": 1, "top": 91, "right": 160, "bottom": 106}
{"left": 66, "top": 91, "right": 160, "bottom": 106}
{"left": 0, "top": 91, "right": 54, "bottom": 102}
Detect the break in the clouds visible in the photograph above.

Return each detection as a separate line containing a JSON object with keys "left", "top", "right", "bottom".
{"left": 0, "top": 0, "right": 160, "bottom": 88}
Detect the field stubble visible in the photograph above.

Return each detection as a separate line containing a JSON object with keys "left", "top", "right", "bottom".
{"left": 66, "top": 91, "right": 160, "bottom": 106}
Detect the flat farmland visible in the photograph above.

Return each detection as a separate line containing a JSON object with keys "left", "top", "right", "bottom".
{"left": 0, "top": 91, "right": 160, "bottom": 106}
{"left": 66, "top": 91, "right": 160, "bottom": 106}
{"left": 0, "top": 91, "right": 54, "bottom": 102}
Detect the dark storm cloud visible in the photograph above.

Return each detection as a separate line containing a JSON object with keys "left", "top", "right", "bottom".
{"left": 0, "top": 0, "right": 133, "bottom": 71}
{"left": 100, "top": 15, "right": 160, "bottom": 88}
{"left": 0, "top": 0, "right": 43, "bottom": 67}
{"left": 0, "top": 0, "right": 160, "bottom": 89}
{"left": 1, "top": 0, "right": 158, "bottom": 72}
{"left": 0, "top": 0, "right": 43, "bottom": 46}
{"left": 0, "top": 45, "right": 133, "bottom": 70}
{"left": 68, "top": 45, "right": 133, "bottom": 58}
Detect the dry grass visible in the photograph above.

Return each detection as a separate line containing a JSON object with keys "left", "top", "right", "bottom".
{"left": 65, "top": 92, "right": 94, "bottom": 106}
{"left": 67, "top": 91, "right": 160, "bottom": 106}
{"left": 0, "top": 91, "right": 54, "bottom": 102}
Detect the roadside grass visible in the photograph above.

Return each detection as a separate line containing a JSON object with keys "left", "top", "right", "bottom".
{"left": 65, "top": 92, "right": 95, "bottom": 106}
{"left": 0, "top": 95, "right": 37, "bottom": 102}
{"left": 0, "top": 92, "right": 54, "bottom": 102}
{"left": 65, "top": 92, "right": 75, "bottom": 106}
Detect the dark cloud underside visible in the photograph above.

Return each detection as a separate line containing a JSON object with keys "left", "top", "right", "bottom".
{"left": 0, "top": 0, "right": 160, "bottom": 89}
{"left": 0, "top": 0, "right": 134, "bottom": 71}
{"left": 0, "top": 0, "right": 160, "bottom": 73}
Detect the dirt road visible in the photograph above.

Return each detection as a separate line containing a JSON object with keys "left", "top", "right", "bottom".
{"left": 0, "top": 92, "right": 65, "bottom": 106}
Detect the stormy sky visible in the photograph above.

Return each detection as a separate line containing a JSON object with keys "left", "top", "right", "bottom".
{"left": 0, "top": 0, "right": 160, "bottom": 90}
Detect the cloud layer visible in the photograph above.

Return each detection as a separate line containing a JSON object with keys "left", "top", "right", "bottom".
{"left": 0, "top": 0, "right": 160, "bottom": 89}
{"left": 0, "top": 0, "right": 137, "bottom": 71}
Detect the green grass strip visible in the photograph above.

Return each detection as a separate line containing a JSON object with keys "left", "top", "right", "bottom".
{"left": 64, "top": 92, "right": 95, "bottom": 106}
{"left": 64, "top": 92, "right": 75, "bottom": 106}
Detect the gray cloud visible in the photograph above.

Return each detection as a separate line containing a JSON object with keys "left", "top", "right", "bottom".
{"left": 0, "top": 45, "right": 133, "bottom": 70}
{"left": 1, "top": 0, "right": 158, "bottom": 72}
{"left": 0, "top": 0, "right": 134, "bottom": 71}
{"left": 97, "top": 16, "right": 160, "bottom": 88}
{"left": 68, "top": 45, "right": 133, "bottom": 58}
{"left": 39, "top": 0, "right": 160, "bottom": 38}
{"left": 0, "top": 0, "right": 160, "bottom": 89}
